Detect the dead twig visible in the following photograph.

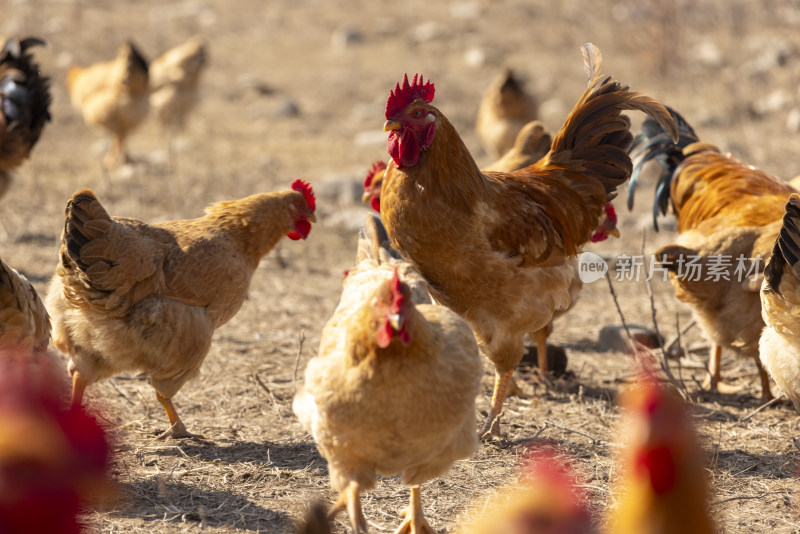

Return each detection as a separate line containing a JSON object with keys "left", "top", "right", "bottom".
{"left": 544, "top": 419, "right": 616, "bottom": 447}
{"left": 250, "top": 364, "right": 279, "bottom": 413}
{"left": 293, "top": 328, "right": 306, "bottom": 393}
{"left": 739, "top": 394, "right": 786, "bottom": 423}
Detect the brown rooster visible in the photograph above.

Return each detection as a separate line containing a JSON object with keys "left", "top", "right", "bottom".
{"left": 294, "top": 214, "right": 481, "bottom": 534}
{"left": 380, "top": 44, "right": 676, "bottom": 437}
{"left": 67, "top": 41, "right": 149, "bottom": 169}
{"left": 47, "top": 181, "right": 316, "bottom": 439}
{"left": 0, "top": 37, "right": 51, "bottom": 198}
{"left": 475, "top": 68, "right": 538, "bottom": 158}
{"left": 629, "top": 107, "right": 796, "bottom": 399}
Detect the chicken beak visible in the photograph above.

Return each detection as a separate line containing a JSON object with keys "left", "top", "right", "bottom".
{"left": 307, "top": 214, "right": 317, "bottom": 223}
{"left": 383, "top": 120, "right": 400, "bottom": 132}
{"left": 361, "top": 191, "right": 372, "bottom": 203}
{"left": 387, "top": 312, "right": 404, "bottom": 331}
{"left": 607, "top": 227, "right": 621, "bottom": 238}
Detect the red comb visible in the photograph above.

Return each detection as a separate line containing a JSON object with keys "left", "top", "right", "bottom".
{"left": 389, "top": 268, "right": 404, "bottom": 314}
{"left": 604, "top": 202, "right": 617, "bottom": 224}
{"left": 385, "top": 73, "right": 435, "bottom": 119}
{"left": 291, "top": 179, "right": 316, "bottom": 211}
{"left": 364, "top": 160, "right": 387, "bottom": 189}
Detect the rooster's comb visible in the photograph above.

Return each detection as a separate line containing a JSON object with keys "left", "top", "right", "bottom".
{"left": 385, "top": 74, "right": 435, "bottom": 119}
{"left": 291, "top": 179, "right": 316, "bottom": 211}
{"left": 389, "top": 268, "right": 405, "bottom": 314}
{"left": 604, "top": 202, "right": 617, "bottom": 224}
{"left": 364, "top": 160, "right": 387, "bottom": 189}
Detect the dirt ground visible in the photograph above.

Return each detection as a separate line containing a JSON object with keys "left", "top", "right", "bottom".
{"left": 4, "top": 0, "right": 800, "bottom": 532}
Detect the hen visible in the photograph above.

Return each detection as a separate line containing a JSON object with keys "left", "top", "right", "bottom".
{"left": 380, "top": 44, "right": 675, "bottom": 437}
{"left": 475, "top": 68, "right": 538, "bottom": 158}
{"left": 149, "top": 37, "right": 207, "bottom": 146}
{"left": 293, "top": 213, "right": 481, "bottom": 534}
{"left": 0, "top": 255, "right": 50, "bottom": 352}
{"left": 0, "top": 349, "right": 111, "bottom": 534}
{"left": 759, "top": 194, "right": 800, "bottom": 411}
{"left": 67, "top": 41, "right": 149, "bottom": 169}
{"left": 0, "top": 37, "right": 51, "bottom": 198}
{"left": 608, "top": 371, "right": 713, "bottom": 534}
{"left": 629, "top": 107, "right": 796, "bottom": 400}
{"left": 46, "top": 180, "right": 316, "bottom": 439}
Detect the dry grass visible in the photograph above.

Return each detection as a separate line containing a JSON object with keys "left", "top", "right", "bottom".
{"left": 3, "top": 0, "right": 800, "bottom": 532}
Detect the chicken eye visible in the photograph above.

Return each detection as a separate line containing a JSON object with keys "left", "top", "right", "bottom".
{"left": 412, "top": 110, "right": 422, "bottom": 118}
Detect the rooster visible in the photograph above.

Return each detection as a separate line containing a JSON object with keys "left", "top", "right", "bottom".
{"left": 0, "top": 37, "right": 51, "bottom": 198}
{"left": 607, "top": 370, "right": 714, "bottom": 534}
{"left": 46, "top": 181, "right": 316, "bottom": 439}
{"left": 760, "top": 194, "right": 800, "bottom": 412}
{"left": 475, "top": 68, "right": 538, "bottom": 158}
{"left": 293, "top": 214, "right": 481, "bottom": 534}
{"left": 380, "top": 44, "right": 676, "bottom": 437}
{"left": 628, "top": 107, "right": 796, "bottom": 400}
{"left": 67, "top": 41, "right": 149, "bottom": 169}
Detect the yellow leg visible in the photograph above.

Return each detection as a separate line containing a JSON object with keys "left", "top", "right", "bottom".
{"left": 506, "top": 374, "right": 532, "bottom": 398}
{"left": 394, "top": 486, "right": 435, "bottom": 534}
{"left": 533, "top": 327, "right": 549, "bottom": 376}
{"left": 155, "top": 392, "right": 204, "bottom": 440}
{"left": 71, "top": 371, "right": 88, "bottom": 409}
{"left": 755, "top": 357, "right": 774, "bottom": 402}
{"left": 701, "top": 343, "right": 744, "bottom": 394}
{"left": 329, "top": 481, "right": 367, "bottom": 534}
{"left": 480, "top": 368, "right": 513, "bottom": 439}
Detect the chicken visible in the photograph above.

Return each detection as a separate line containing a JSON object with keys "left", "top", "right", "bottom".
{"left": 607, "top": 371, "right": 713, "bottom": 534}
{"left": 380, "top": 44, "right": 676, "bottom": 437}
{"left": 0, "top": 37, "right": 51, "bottom": 198}
{"left": 628, "top": 107, "right": 796, "bottom": 400}
{"left": 461, "top": 448, "right": 595, "bottom": 534}
{"left": 759, "top": 194, "right": 800, "bottom": 411}
{"left": 149, "top": 37, "right": 207, "bottom": 144}
{"left": 475, "top": 68, "right": 538, "bottom": 158}
{"left": 0, "top": 348, "right": 111, "bottom": 534}
{"left": 66, "top": 41, "right": 149, "bottom": 169}
{"left": 0, "top": 255, "right": 50, "bottom": 352}
{"left": 482, "top": 120, "right": 552, "bottom": 174}
{"left": 46, "top": 180, "right": 316, "bottom": 439}
{"left": 361, "top": 160, "right": 386, "bottom": 213}
{"left": 293, "top": 213, "right": 481, "bottom": 534}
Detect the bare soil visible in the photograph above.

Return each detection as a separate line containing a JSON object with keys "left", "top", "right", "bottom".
{"left": 4, "top": 0, "right": 800, "bottom": 532}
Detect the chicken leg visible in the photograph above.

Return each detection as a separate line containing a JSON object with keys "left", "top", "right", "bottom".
{"left": 70, "top": 371, "right": 88, "bottom": 409}
{"left": 329, "top": 480, "right": 367, "bottom": 534}
{"left": 394, "top": 486, "right": 435, "bottom": 534}
{"left": 480, "top": 368, "right": 513, "bottom": 439}
{"left": 155, "top": 392, "right": 204, "bottom": 440}
{"left": 532, "top": 326, "right": 549, "bottom": 377}
{"left": 701, "top": 343, "right": 744, "bottom": 394}
{"left": 756, "top": 358, "right": 774, "bottom": 402}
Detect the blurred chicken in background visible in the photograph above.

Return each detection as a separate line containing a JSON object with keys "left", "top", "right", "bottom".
{"left": 0, "top": 255, "right": 50, "bottom": 352}
{"left": 67, "top": 41, "right": 149, "bottom": 170}
{"left": 0, "top": 36, "right": 51, "bottom": 199}
{"left": 0, "top": 349, "right": 111, "bottom": 534}
{"left": 475, "top": 68, "right": 538, "bottom": 158}
{"left": 149, "top": 37, "right": 207, "bottom": 161}
{"left": 607, "top": 370, "right": 713, "bottom": 534}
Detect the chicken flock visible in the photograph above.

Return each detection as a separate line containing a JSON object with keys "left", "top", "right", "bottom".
{"left": 0, "top": 30, "right": 798, "bottom": 534}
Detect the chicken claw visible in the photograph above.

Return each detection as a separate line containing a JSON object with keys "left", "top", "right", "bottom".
{"left": 479, "top": 368, "right": 513, "bottom": 440}
{"left": 155, "top": 392, "right": 209, "bottom": 442}
{"left": 700, "top": 343, "right": 745, "bottom": 396}
{"left": 394, "top": 486, "right": 435, "bottom": 534}
{"left": 329, "top": 480, "right": 367, "bottom": 534}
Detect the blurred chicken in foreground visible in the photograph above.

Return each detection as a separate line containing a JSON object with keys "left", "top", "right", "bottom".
{"left": 760, "top": 194, "right": 800, "bottom": 411}
{"left": 475, "top": 68, "right": 538, "bottom": 158}
{"left": 0, "top": 36, "right": 51, "bottom": 198}
{"left": 461, "top": 448, "right": 595, "bottom": 534}
{"left": 0, "top": 349, "right": 111, "bottom": 534}
{"left": 0, "top": 255, "right": 50, "bottom": 352}
{"left": 67, "top": 42, "right": 149, "bottom": 169}
{"left": 149, "top": 37, "right": 207, "bottom": 156}
{"left": 608, "top": 371, "right": 713, "bottom": 534}
{"left": 294, "top": 214, "right": 481, "bottom": 534}
{"left": 47, "top": 180, "right": 316, "bottom": 439}
{"left": 629, "top": 107, "right": 795, "bottom": 400}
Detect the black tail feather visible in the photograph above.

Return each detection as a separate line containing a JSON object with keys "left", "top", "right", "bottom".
{"left": 765, "top": 194, "right": 800, "bottom": 295}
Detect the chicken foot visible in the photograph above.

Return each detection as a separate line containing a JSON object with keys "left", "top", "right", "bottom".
{"left": 329, "top": 480, "right": 367, "bottom": 534}
{"left": 155, "top": 392, "right": 206, "bottom": 441}
{"left": 70, "top": 371, "right": 88, "bottom": 409}
{"left": 480, "top": 368, "right": 513, "bottom": 440}
{"left": 532, "top": 327, "right": 549, "bottom": 376}
{"left": 394, "top": 486, "right": 435, "bottom": 534}
{"left": 701, "top": 343, "right": 745, "bottom": 395}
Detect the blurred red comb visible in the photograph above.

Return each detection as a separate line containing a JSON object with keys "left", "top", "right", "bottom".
{"left": 385, "top": 73, "right": 435, "bottom": 119}
{"left": 291, "top": 179, "right": 315, "bottom": 211}
{"left": 364, "top": 160, "right": 387, "bottom": 189}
